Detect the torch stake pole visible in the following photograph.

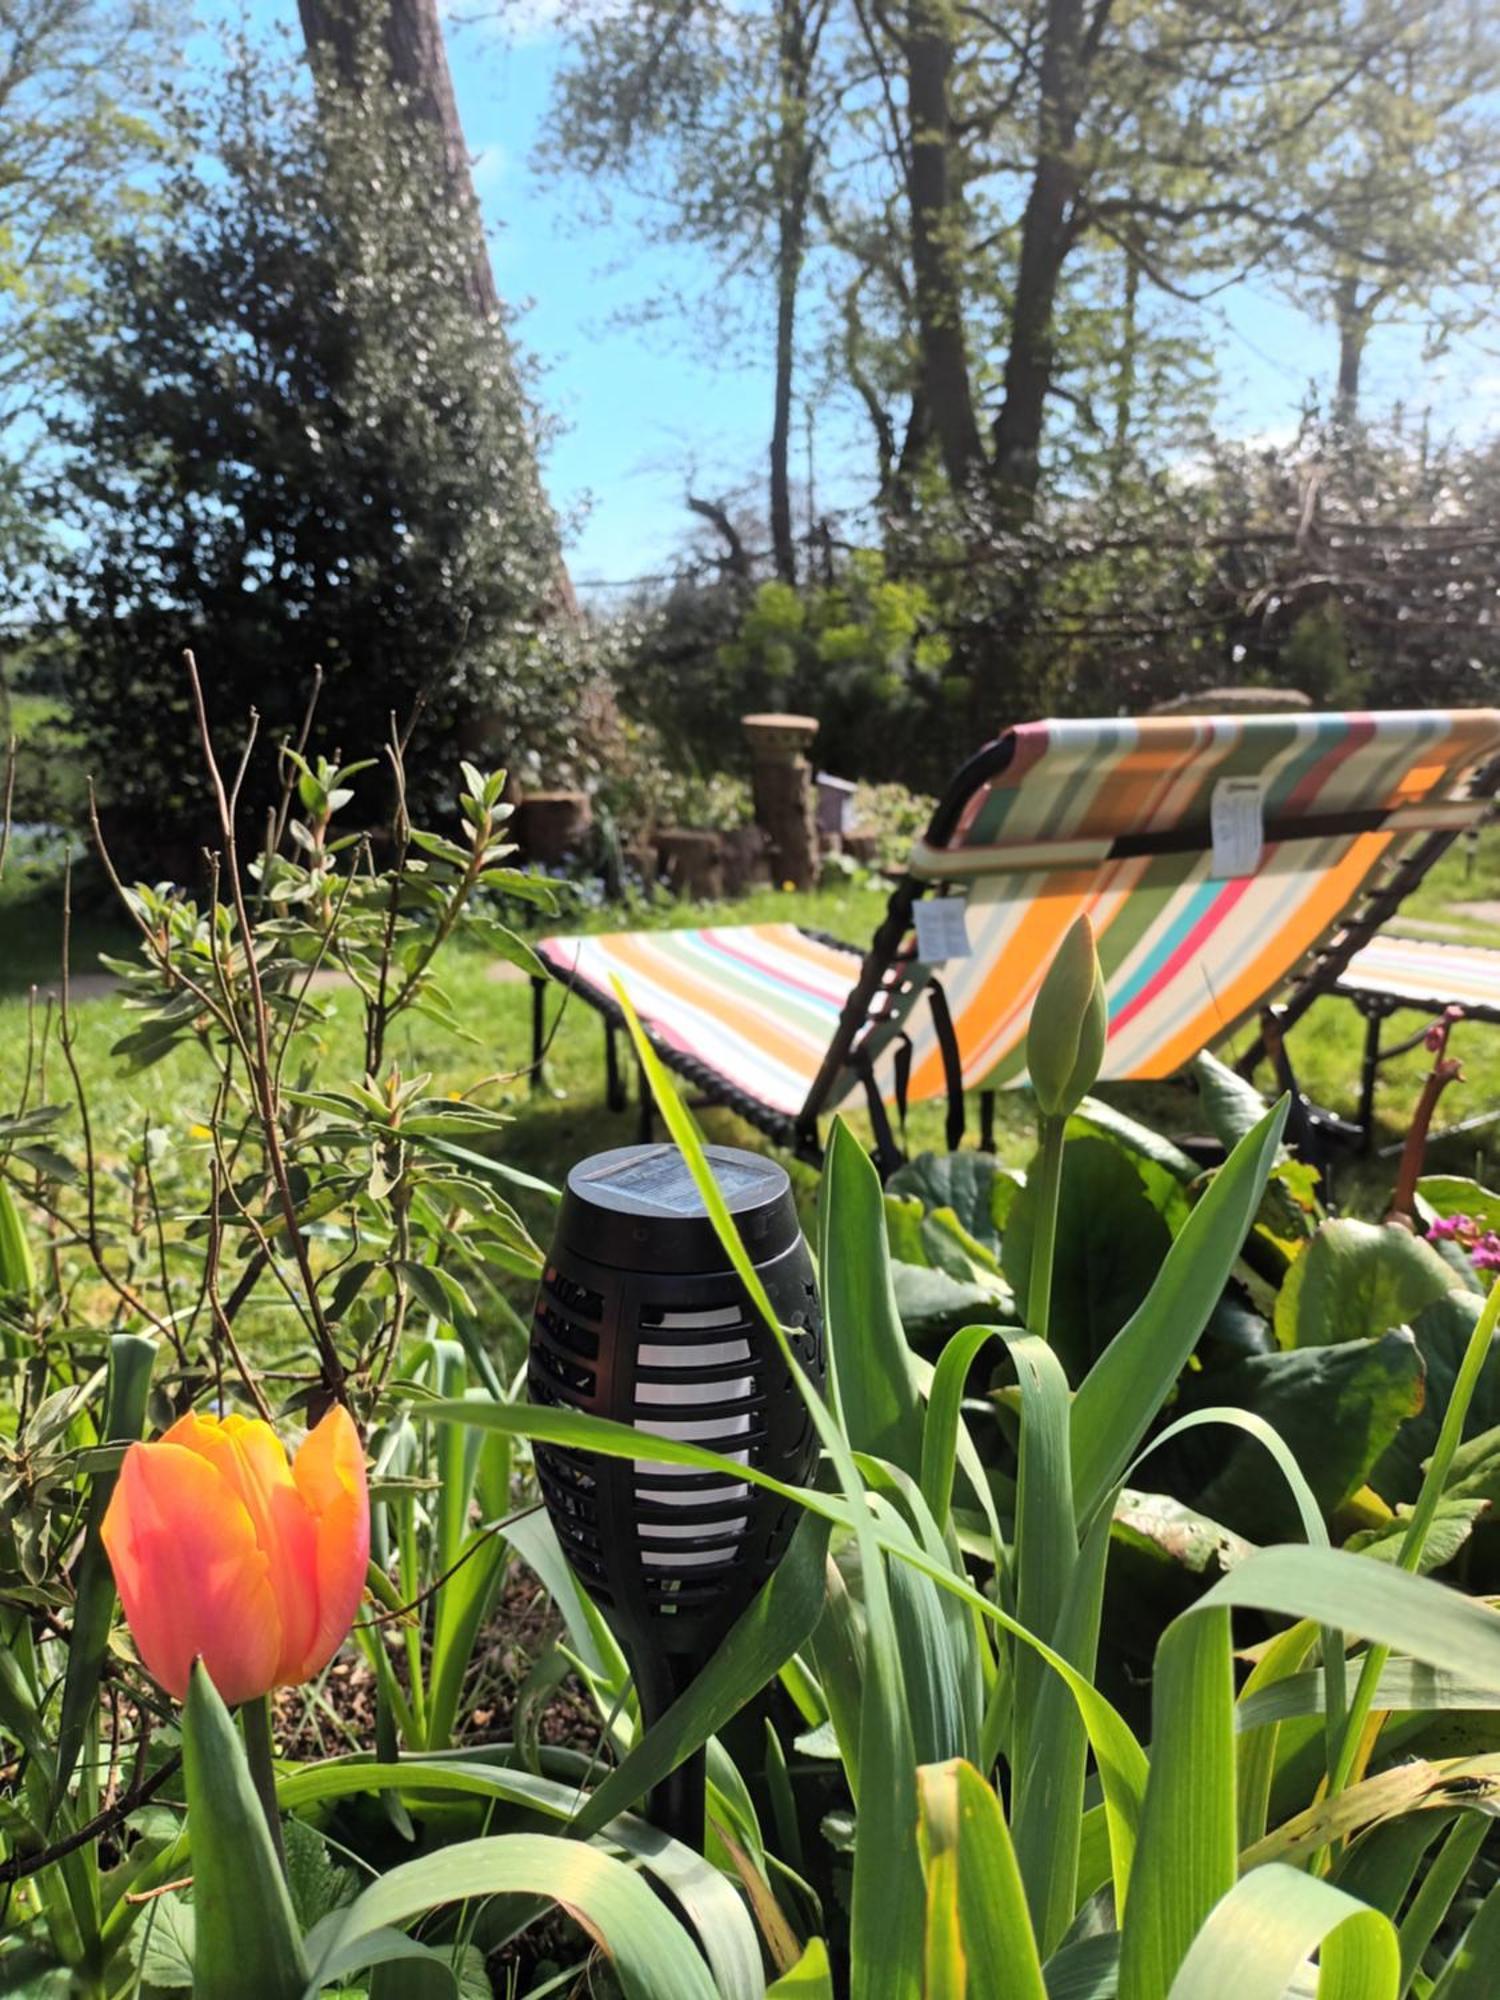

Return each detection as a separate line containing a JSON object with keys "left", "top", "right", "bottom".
{"left": 634, "top": 1647, "right": 707, "bottom": 1850}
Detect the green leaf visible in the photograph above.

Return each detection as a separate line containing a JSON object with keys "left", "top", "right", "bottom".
{"left": 302, "top": 1836, "right": 719, "bottom": 1998}
{"left": 281, "top": 1815, "right": 355, "bottom": 1933}
{"left": 1274, "top": 1219, "right": 1454, "bottom": 1350}
{"left": 1397, "top": 1811, "right": 1488, "bottom": 1996}
{"left": 278, "top": 1752, "right": 757, "bottom": 1996}
{"left": 1165, "top": 1863, "right": 1399, "bottom": 2000}
{"left": 1373, "top": 1292, "right": 1500, "bottom": 1503}
{"left": 917, "top": 1759, "right": 1046, "bottom": 2000}
{"left": 181, "top": 1664, "right": 307, "bottom": 2000}
{"left": 768, "top": 1940, "right": 836, "bottom": 1997}
{"left": 1191, "top": 1050, "right": 1272, "bottom": 1152}
{"left": 1119, "top": 1608, "right": 1237, "bottom": 2000}
{"left": 1002, "top": 1138, "right": 1172, "bottom": 1381}
{"left": 1345, "top": 1497, "right": 1488, "bottom": 1573}
{"left": 54, "top": 1331, "right": 154, "bottom": 1805}
{"left": 1167, "top": 1332, "right": 1424, "bottom": 1539}
{"left": 885, "top": 1152, "right": 1019, "bottom": 1256}
{"left": 1430, "top": 1874, "right": 1500, "bottom": 1998}
{"left": 1070, "top": 1101, "right": 1289, "bottom": 1524}
{"left": 1416, "top": 1176, "right": 1500, "bottom": 1235}
{"left": 892, "top": 1261, "right": 1012, "bottom": 1345}
{"left": 820, "top": 1117, "right": 925, "bottom": 1477}
{"left": 573, "top": 1513, "right": 833, "bottom": 1845}
{"left": 128, "top": 1890, "right": 196, "bottom": 1990}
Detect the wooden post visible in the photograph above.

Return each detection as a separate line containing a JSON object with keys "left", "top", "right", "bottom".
{"left": 743, "top": 712, "right": 820, "bottom": 891}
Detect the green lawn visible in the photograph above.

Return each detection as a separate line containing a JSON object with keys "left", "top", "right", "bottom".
{"left": 2, "top": 828, "right": 1499, "bottom": 1221}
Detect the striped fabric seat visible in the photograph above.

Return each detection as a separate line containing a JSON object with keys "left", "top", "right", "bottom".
{"left": 536, "top": 709, "right": 1500, "bottom": 1162}
{"left": 536, "top": 923, "right": 865, "bottom": 1117}
{"left": 1337, "top": 935, "right": 1500, "bottom": 1019}
{"left": 864, "top": 710, "right": 1500, "bottom": 1102}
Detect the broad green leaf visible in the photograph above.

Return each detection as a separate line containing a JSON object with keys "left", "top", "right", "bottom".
{"left": 917, "top": 1759, "right": 1046, "bottom": 2000}
{"left": 886, "top": 1151, "right": 1020, "bottom": 1255}
{"left": 1166, "top": 1332, "right": 1424, "bottom": 1538}
{"left": 1274, "top": 1218, "right": 1453, "bottom": 1350}
{"left": 301, "top": 1836, "right": 718, "bottom": 1998}
{"left": 282, "top": 1817, "right": 356, "bottom": 1933}
{"left": 1166, "top": 1863, "right": 1399, "bottom": 2000}
{"left": 1071, "top": 1101, "right": 1289, "bottom": 1524}
{"left": 181, "top": 1667, "right": 306, "bottom": 2000}
{"left": 893, "top": 1261, "right": 1012, "bottom": 1345}
{"left": 1345, "top": 1496, "right": 1487, "bottom": 1572}
{"left": 1002, "top": 1137, "right": 1171, "bottom": 1381}
{"left": 1191, "top": 1050, "right": 1271, "bottom": 1151}
{"left": 1416, "top": 1175, "right": 1500, "bottom": 1235}
{"left": 128, "top": 1891, "right": 195, "bottom": 1990}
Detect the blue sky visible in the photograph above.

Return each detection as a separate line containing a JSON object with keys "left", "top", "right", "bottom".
{"left": 266, "top": 2, "right": 1500, "bottom": 595}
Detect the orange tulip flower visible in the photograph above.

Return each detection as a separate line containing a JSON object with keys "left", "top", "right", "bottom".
{"left": 102, "top": 1406, "right": 369, "bottom": 1705}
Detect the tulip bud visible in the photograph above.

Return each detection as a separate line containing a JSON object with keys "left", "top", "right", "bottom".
{"left": 102, "top": 1406, "right": 369, "bottom": 1705}
{"left": 1027, "top": 914, "right": 1108, "bottom": 1118}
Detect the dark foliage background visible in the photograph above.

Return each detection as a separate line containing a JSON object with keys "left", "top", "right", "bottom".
{"left": 37, "top": 41, "right": 583, "bottom": 870}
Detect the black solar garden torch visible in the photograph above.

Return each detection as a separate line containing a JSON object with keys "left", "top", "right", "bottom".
{"left": 528, "top": 1142, "right": 824, "bottom": 1846}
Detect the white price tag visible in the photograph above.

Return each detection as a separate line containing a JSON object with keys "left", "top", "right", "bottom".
{"left": 1210, "top": 777, "right": 1265, "bottom": 879}
{"left": 914, "top": 896, "right": 972, "bottom": 963}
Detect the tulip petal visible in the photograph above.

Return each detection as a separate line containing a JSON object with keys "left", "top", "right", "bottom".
{"left": 289, "top": 1406, "right": 370, "bottom": 1682}
{"left": 163, "top": 1412, "right": 321, "bottom": 1682}
{"left": 101, "top": 1441, "right": 282, "bottom": 1704}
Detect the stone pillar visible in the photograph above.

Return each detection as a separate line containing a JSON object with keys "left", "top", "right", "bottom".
{"left": 743, "top": 712, "right": 820, "bottom": 890}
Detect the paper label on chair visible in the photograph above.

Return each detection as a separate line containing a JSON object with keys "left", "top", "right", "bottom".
{"left": 915, "top": 896, "right": 972, "bottom": 962}
{"left": 1210, "top": 777, "right": 1265, "bottom": 878}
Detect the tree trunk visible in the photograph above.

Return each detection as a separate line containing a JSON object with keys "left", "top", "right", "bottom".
{"left": 1110, "top": 246, "right": 1139, "bottom": 487}
{"left": 901, "top": 0, "right": 984, "bottom": 495}
{"left": 1334, "top": 272, "right": 1369, "bottom": 425}
{"left": 770, "top": 2, "right": 816, "bottom": 585}
{"left": 989, "top": 0, "right": 1092, "bottom": 523}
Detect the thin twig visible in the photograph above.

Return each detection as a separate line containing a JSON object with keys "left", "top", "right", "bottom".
{"left": 184, "top": 652, "right": 346, "bottom": 1403}
{"left": 0, "top": 1753, "right": 182, "bottom": 1887}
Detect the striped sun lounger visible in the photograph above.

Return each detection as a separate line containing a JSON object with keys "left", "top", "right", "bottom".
{"left": 1329, "top": 935, "right": 1500, "bottom": 1147}
{"left": 533, "top": 710, "right": 1500, "bottom": 1170}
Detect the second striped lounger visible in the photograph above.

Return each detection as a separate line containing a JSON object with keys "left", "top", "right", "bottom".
{"left": 1327, "top": 936, "right": 1500, "bottom": 1148}
{"left": 532, "top": 710, "right": 1500, "bottom": 1173}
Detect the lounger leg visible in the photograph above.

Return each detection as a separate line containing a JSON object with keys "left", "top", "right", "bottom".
{"left": 529, "top": 976, "right": 547, "bottom": 1095}
{"left": 1357, "top": 1004, "right": 1383, "bottom": 1155}
{"left": 979, "top": 1090, "right": 996, "bottom": 1154}
{"left": 604, "top": 1021, "right": 627, "bottom": 1113}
